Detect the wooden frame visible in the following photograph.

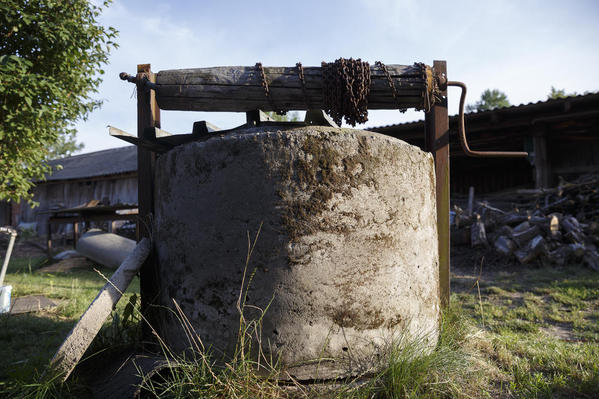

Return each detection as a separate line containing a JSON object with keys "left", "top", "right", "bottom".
{"left": 425, "top": 61, "right": 450, "bottom": 307}
{"left": 134, "top": 61, "right": 451, "bottom": 341}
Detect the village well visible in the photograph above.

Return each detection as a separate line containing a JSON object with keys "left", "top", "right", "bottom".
{"left": 152, "top": 125, "right": 440, "bottom": 379}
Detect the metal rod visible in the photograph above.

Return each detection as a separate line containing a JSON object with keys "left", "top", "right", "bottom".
{"left": 119, "top": 72, "right": 158, "bottom": 91}
{"left": 0, "top": 227, "right": 17, "bottom": 287}
{"left": 449, "top": 81, "right": 528, "bottom": 158}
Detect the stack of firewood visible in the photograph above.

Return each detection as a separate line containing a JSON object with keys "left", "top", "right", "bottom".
{"left": 451, "top": 174, "right": 599, "bottom": 271}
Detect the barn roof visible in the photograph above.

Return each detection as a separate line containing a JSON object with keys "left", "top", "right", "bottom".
{"left": 368, "top": 91, "right": 599, "bottom": 132}
{"left": 45, "top": 146, "right": 137, "bottom": 182}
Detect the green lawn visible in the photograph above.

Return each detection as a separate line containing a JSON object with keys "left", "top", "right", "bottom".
{"left": 1, "top": 253, "right": 598, "bottom": 398}
{"left": 0, "top": 255, "right": 139, "bottom": 390}
{"left": 452, "top": 264, "right": 599, "bottom": 398}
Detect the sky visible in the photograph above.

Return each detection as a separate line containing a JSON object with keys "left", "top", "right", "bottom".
{"left": 75, "top": 0, "right": 599, "bottom": 154}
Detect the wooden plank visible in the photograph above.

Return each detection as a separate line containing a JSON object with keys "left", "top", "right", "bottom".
{"left": 109, "top": 126, "right": 172, "bottom": 153}
{"left": 49, "top": 238, "right": 151, "bottom": 381}
{"left": 155, "top": 64, "right": 429, "bottom": 112}
{"left": 156, "top": 64, "right": 424, "bottom": 85}
{"left": 425, "top": 60, "right": 450, "bottom": 308}
{"left": 136, "top": 64, "right": 161, "bottom": 342}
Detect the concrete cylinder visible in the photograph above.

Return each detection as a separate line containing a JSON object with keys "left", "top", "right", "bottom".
{"left": 153, "top": 126, "right": 440, "bottom": 380}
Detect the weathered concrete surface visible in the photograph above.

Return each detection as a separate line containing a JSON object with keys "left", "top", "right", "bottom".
{"left": 77, "top": 229, "right": 136, "bottom": 269}
{"left": 153, "top": 126, "right": 440, "bottom": 379}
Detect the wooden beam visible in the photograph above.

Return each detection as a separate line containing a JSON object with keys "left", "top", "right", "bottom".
{"left": 137, "top": 64, "right": 160, "bottom": 341}
{"left": 155, "top": 64, "right": 430, "bottom": 112}
{"left": 49, "top": 238, "right": 151, "bottom": 381}
{"left": 425, "top": 60, "right": 450, "bottom": 308}
{"left": 109, "top": 126, "right": 172, "bottom": 153}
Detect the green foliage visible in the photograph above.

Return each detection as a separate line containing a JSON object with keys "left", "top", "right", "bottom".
{"left": 548, "top": 86, "right": 577, "bottom": 100}
{"left": 0, "top": 0, "right": 117, "bottom": 203}
{"left": 466, "top": 88, "right": 511, "bottom": 112}
{"left": 264, "top": 111, "right": 301, "bottom": 122}
{"left": 46, "top": 132, "right": 84, "bottom": 161}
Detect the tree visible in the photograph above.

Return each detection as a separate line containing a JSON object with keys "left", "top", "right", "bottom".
{"left": 466, "top": 89, "right": 511, "bottom": 112}
{"left": 0, "top": 0, "right": 117, "bottom": 203}
{"left": 264, "top": 111, "right": 301, "bottom": 122}
{"left": 46, "top": 131, "right": 85, "bottom": 160}
{"left": 548, "top": 86, "right": 577, "bottom": 100}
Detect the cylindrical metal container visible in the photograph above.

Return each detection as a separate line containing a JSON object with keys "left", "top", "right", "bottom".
{"left": 153, "top": 126, "right": 440, "bottom": 380}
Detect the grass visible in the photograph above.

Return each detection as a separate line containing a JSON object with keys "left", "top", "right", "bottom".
{"left": 0, "top": 253, "right": 139, "bottom": 395}
{"left": 453, "top": 263, "right": 599, "bottom": 398}
{"left": 1, "top": 249, "right": 598, "bottom": 398}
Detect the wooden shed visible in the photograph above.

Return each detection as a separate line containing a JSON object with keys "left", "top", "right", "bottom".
{"left": 370, "top": 92, "right": 599, "bottom": 194}
{"left": 8, "top": 146, "right": 138, "bottom": 236}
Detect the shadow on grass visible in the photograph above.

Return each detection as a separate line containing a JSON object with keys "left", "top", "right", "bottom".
{"left": 0, "top": 313, "right": 75, "bottom": 384}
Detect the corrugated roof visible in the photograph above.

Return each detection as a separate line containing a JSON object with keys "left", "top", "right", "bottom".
{"left": 368, "top": 91, "right": 599, "bottom": 130}
{"left": 45, "top": 146, "right": 137, "bottom": 182}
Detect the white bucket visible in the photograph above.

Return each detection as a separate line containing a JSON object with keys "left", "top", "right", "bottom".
{"left": 0, "top": 285, "right": 12, "bottom": 314}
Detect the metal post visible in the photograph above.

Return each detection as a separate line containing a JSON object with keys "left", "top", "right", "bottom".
{"left": 425, "top": 60, "right": 450, "bottom": 307}
{"left": 137, "top": 64, "right": 161, "bottom": 339}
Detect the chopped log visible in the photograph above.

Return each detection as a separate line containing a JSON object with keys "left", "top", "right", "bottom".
{"left": 494, "top": 235, "right": 516, "bottom": 257}
{"left": 549, "top": 245, "right": 573, "bottom": 266}
{"left": 49, "top": 238, "right": 151, "bottom": 381}
{"left": 569, "top": 243, "right": 586, "bottom": 259}
{"left": 477, "top": 201, "right": 507, "bottom": 215}
{"left": 512, "top": 221, "right": 531, "bottom": 235}
{"left": 549, "top": 215, "right": 560, "bottom": 237}
{"left": 499, "top": 213, "right": 529, "bottom": 226}
{"left": 562, "top": 216, "right": 586, "bottom": 243}
{"left": 467, "top": 187, "right": 475, "bottom": 215}
{"left": 584, "top": 250, "right": 599, "bottom": 272}
{"left": 515, "top": 235, "right": 546, "bottom": 264}
{"left": 470, "top": 215, "right": 488, "bottom": 248}
{"left": 512, "top": 225, "right": 542, "bottom": 247}
{"left": 154, "top": 64, "right": 431, "bottom": 112}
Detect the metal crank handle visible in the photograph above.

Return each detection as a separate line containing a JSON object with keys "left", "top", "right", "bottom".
{"left": 448, "top": 81, "right": 528, "bottom": 158}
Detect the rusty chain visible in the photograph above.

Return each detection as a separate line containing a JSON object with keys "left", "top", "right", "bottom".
{"left": 321, "top": 58, "right": 371, "bottom": 126}
{"left": 375, "top": 61, "right": 407, "bottom": 113}
{"left": 296, "top": 62, "right": 311, "bottom": 109}
{"left": 255, "top": 62, "right": 286, "bottom": 115}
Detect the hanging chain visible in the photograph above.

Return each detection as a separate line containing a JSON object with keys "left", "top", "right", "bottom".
{"left": 321, "top": 58, "right": 371, "bottom": 126}
{"left": 375, "top": 61, "right": 407, "bottom": 113}
{"left": 296, "top": 62, "right": 311, "bottom": 109}
{"left": 255, "top": 62, "right": 286, "bottom": 115}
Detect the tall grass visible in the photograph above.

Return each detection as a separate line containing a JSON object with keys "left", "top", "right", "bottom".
{"left": 6, "top": 229, "right": 489, "bottom": 398}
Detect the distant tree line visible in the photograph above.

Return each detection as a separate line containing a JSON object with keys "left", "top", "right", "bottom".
{"left": 466, "top": 87, "right": 582, "bottom": 113}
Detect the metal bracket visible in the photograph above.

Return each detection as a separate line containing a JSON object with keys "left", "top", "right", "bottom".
{"left": 119, "top": 72, "right": 157, "bottom": 91}
{"left": 448, "top": 81, "right": 528, "bottom": 158}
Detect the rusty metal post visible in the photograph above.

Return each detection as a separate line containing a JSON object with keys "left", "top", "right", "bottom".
{"left": 136, "top": 64, "right": 161, "bottom": 338}
{"left": 425, "top": 60, "right": 450, "bottom": 307}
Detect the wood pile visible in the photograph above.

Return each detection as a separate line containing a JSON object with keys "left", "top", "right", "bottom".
{"left": 452, "top": 174, "right": 599, "bottom": 271}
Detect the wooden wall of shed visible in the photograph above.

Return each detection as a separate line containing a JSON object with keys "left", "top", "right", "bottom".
{"left": 20, "top": 174, "right": 138, "bottom": 236}
{"left": 545, "top": 122, "right": 599, "bottom": 184}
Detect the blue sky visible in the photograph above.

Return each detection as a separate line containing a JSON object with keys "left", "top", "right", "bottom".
{"left": 76, "top": 0, "right": 599, "bottom": 153}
